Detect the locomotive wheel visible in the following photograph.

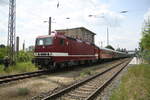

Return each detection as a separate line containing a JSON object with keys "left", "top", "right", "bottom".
{"left": 53, "top": 62, "right": 62, "bottom": 71}
{"left": 38, "top": 67, "right": 42, "bottom": 70}
{"left": 85, "top": 60, "right": 92, "bottom": 66}
{"left": 65, "top": 62, "right": 70, "bottom": 70}
{"left": 50, "top": 62, "right": 57, "bottom": 70}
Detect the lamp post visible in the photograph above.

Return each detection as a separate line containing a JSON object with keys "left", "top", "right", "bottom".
{"left": 89, "top": 14, "right": 110, "bottom": 46}
{"left": 100, "top": 16, "right": 110, "bottom": 46}
{"left": 89, "top": 11, "right": 128, "bottom": 46}
{"left": 44, "top": 17, "right": 70, "bottom": 35}
{"left": 107, "top": 27, "right": 109, "bottom": 46}
{"left": 49, "top": 17, "right": 51, "bottom": 35}
{"left": 65, "top": 17, "right": 70, "bottom": 34}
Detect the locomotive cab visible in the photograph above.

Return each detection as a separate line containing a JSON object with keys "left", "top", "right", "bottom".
{"left": 34, "top": 36, "right": 54, "bottom": 69}
{"left": 33, "top": 33, "right": 68, "bottom": 69}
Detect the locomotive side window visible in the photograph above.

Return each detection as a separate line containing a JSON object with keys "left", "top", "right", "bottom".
{"left": 60, "top": 39, "right": 65, "bottom": 45}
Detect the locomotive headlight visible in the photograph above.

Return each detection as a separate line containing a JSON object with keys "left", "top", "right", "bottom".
{"left": 34, "top": 53, "right": 38, "bottom": 56}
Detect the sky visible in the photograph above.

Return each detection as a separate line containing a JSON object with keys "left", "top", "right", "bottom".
{"left": 0, "top": 0, "right": 150, "bottom": 50}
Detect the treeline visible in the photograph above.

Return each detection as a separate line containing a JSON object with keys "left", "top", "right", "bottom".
{"left": 105, "top": 45, "right": 128, "bottom": 53}
{"left": 0, "top": 44, "right": 7, "bottom": 64}
{"left": 140, "top": 17, "right": 150, "bottom": 63}
{"left": 0, "top": 44, "right": 33, "bottom": 64}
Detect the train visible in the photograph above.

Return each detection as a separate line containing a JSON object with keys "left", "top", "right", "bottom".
{"left": 33, "top": 31, "right": 129, "bottom": 69}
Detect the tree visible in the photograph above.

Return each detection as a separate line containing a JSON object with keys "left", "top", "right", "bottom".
{"left": 116, "top": 48, "right": 121, "bottom": 51}
{"left": 17, "top": 50, "right": 33, "bottom": 62}
{"left": 141, "top": 18, "right": 150, "bottom": 50}
{"left": 0, "top": 45, "right": 7, "bottom": 59}
{"left": 105, "top": 45, "right": 115, "bottom": 50}
{"left": 0, "top": 45, "right": 7, "bottom": 64}
{"left": 140, "top": 17, "right": 150, "bottom": 63}
{"left": 0, "top": 44, "right": 5, "bottom": 48}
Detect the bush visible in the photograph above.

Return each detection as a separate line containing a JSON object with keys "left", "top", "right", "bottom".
{"left": 0, "top": 47, "right": 7, "bottom": 58}
{"left": 0, "top": 62, "right": 37, "bottom": 75}
{"left": 17, "top": 51, "right": 33, "bottom": 62}
{"left": 7, "top": 62, "right": 37, "bottom": 73}
{"left": 141, "top": 50, "right": 150, "bottom": 64}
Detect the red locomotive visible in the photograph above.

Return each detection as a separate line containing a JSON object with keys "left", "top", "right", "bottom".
{"left": 33, "top": 31, "right": 128, "bottom": 69}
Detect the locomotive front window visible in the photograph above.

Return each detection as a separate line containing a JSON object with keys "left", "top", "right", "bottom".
{"left": 45, "top": 37, "right": 52, "bottom": 45}
{"left": 36, "top": 37, "right": 52, "bottom": 46}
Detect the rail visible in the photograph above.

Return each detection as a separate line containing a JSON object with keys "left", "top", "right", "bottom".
{"left": 41, "top": 58, "right": 131, "bottom": 100}
{"left": 0, "top": 70, "right": 49, "bottom": 84}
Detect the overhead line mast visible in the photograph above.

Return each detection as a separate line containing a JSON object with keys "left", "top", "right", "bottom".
{"left": 7, "top": 0, "right": 16, "bottom": 63}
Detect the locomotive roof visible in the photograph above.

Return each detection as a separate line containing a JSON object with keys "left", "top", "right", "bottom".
{"left": 36, "top": 35, "right": 52, "bottom": 38}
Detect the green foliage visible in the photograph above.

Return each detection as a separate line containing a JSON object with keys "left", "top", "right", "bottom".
{"left": 105, "top": 45, "right": 115, "bottom": 50}
{"left": 141, "top": 18, "right": 150, "bottom": 50}
{"left": 0, "top": 64, "right": 5, "bottom": 75}
{"left": 140, "top": 17, "right": 150, "bottom": 63}
{"left": 80, "top": 69, "right": 92, "bottom": 77}
{"left": 0, "top": 62, "right": 37, "bottom": 75}
{"left": 0, "top": 44, "right": 5, "bottom": 48}
{"left": 0, "top": 44, "right": 33, "bottom": 63}
{"left": 141, "top": 50, "right": 150, "bottom": 64}
{"left": 8, "top": 62, "right": 37, "bottom": 73}
{"left": 0, "top": 46, "right": 8, "bottom": 64}
{"left": 110, "top": 64, "right": 150, "bottom": 100}
{"left": 141, "top": 30, "right": 150, "bottom": 50}
{"left": 0, "top": 47, "right": 7, "bottom": 59}
{"left": 17, "top": 50, "right": 33, "bottom": 62}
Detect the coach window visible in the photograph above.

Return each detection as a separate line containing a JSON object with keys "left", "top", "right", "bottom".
{"left": 36, "top": 39, "right": 44, "bottom": 45}
{"left": 60, "top": 39, "right": 65, "bottom": 45}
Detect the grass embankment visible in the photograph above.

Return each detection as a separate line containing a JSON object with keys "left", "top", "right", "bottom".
{"left": 110, "top": 64, "right": 150, "bottom": 100}
{"left": 0, "top": 62, "right": 37, "bottom": 75}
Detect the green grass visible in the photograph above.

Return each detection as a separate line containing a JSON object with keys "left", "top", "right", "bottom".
{"left": 110, "top": 64, "right": 150, "bottom": 100}
{"left": 17, "top": 88, "right": 30, "bottom": 96}
{"left": 0, "top": 62, "right": 37, "bottom": 75}
{"left": 80, "top": 69, "right": 93, "bottom": 77}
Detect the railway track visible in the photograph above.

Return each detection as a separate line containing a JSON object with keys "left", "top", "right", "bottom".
{"left": 0, "top": 59, "right": 125, "bottom": 85}
{"left": 0, "top": 70, "right": 49, "bottom": 85}
{"left": 41, "top": 58, "right": 131, "bottom": 100}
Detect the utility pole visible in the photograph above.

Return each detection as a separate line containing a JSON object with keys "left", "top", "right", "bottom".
{"left": 23, "top": 40, "right": 25, "bottom": 51}
{"left": 107, "top": 27, "right": 109, "bottom": 46}
{"left": 101, "top": 41, "right": 103, "bottom": 47}
{"left": 16, "top": 36, "right": 19, "bottom": 53}
{"left": 49, "top": 17, "right": 51, "bottom": 35}
{"left": 7, "top": 0, "right": 16, "bottom": 64}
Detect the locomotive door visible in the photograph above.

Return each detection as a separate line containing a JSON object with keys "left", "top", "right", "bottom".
{"left": 58, "top": 38, "right": 68, "bottom": 53}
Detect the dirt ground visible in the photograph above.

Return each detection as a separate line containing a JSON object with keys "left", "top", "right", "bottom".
{"left": 0, "top": 60, "right": 121, "bottom": 100}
